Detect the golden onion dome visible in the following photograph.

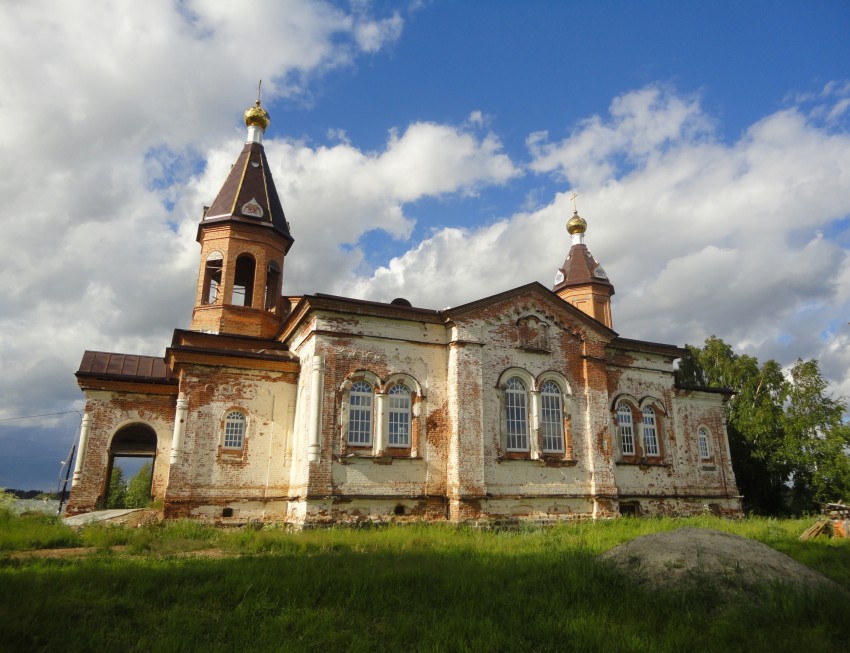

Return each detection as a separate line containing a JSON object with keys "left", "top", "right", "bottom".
{"left": 244, "top": 100, "right": 270, "bottom": 131}
{"left": 567, "top": 212, "right": 587, "bottom": 235}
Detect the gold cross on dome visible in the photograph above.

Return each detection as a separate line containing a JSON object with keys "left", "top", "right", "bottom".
{"left": 257, "top": 79, "right": 262, "bottom": 104}
{"left": 570, "top": 192, "right": 578, "bottom": 213}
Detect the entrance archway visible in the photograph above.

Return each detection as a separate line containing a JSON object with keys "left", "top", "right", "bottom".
{"left": 101, "top": 424, "right": 158, "bottom": 508}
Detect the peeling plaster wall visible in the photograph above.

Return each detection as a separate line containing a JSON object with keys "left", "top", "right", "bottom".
{"left": 164, "top": 364, "right": 297, "bottom": 521}
{"left": 608, "top": 354, "right": 741, "bottom": 515}
{"left": 288, "top": 311, "right": 450, "bottom": 523}
{"left": 71, "top": 292, "right": 740, "bottom": 524}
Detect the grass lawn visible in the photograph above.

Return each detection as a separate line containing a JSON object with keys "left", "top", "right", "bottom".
{"left": 1, "top": 513, "right": 848, "bottom": 652}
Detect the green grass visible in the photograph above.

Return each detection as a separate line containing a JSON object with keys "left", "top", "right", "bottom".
{"left": 0, "top": 514, "right": 848, "bottom": 652}
{"left": 0, "top": 510, "right": 80, "bottom": 551}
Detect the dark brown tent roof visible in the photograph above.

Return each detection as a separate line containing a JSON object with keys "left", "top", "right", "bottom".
{"left": 553, "top": 243, "right": 614, "bottom": 294}
{"left": 201, "top": 141, "right": 294, "bottom": 251}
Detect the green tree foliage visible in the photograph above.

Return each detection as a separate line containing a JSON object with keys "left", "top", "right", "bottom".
{"left": 125, "top": 462, "right": 153, "bottom": 508}
{"left": 678, "top": 337, "right": 850, "bottom": 514}
{"left": 0, "top": 489, "right": 16, "bottom": 514}
{"left": 106, "top": 466, "right": 127, "bottom": 509}
{"left": 784, "top": 359, "right": 850, "bottom": 510}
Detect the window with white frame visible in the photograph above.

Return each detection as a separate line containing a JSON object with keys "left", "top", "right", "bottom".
{"left": 348, "top": 381, "right": 373, "bottom": 445}
{"left": 387, "top": 384, "right": 411, "bottom": 447}
{"left": 642, "top": 406, "right": 659, "bottom": 457}
{"left": 697, "top": 426, "right": 711, "bottom": 459}
{"left": 540, "top": 380, "right": 565, "bottom": 453}
{"left": 505, "top": 377, "right": 529, "bottom": 451}
{"left": 223, "top": 411, "right": 246, "bottom": 449}
{"left": 617, "top": 402, "right": 635, "bottom": 456}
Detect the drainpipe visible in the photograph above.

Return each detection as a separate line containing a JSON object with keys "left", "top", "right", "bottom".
{"left": 72, "top": 413, "right": 92, "bottom": 487}
{"left": 307, "top": 355, "right": 324, "bottom": 462}
{"left": 170, "top": 393, "right": 188, "bottom": 465}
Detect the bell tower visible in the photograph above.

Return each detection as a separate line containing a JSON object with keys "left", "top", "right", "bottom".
{"left": 552, "top": 202, "right": 614, "bottom": 328}
{"left": 190, "top": 92, "right": 295, "bottom": 338}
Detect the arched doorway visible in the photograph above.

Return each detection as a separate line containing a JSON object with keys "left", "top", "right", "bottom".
{"left": 101, "top": 424, "right": 158, "bottom": 509}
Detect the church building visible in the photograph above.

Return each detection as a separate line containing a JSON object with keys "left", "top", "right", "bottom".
{"left": 67, "top": 98, "right": 741, "bottom": 524}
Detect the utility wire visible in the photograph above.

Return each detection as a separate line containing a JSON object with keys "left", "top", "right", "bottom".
{"left": 0, "top": 410, "right": 81, "bottom": 422}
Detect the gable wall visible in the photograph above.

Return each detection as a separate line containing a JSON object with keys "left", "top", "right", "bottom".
{"left": 448, "top": 295, "right": 618, "bottom": 520}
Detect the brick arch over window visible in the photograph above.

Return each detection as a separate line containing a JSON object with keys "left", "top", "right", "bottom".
{"left": 338, "top": 371, "right": 422, "bottom": 458}
{"left": 221, "top": 409, "right": 247, "bottom": 450}
{"left": 496, "top": 368, "right": 535, "bottom": 455}
{"left": 339, "top": 371, "right": 381, "bottom": 453}
{"left": 697, "top": 425, "right": 713, "bottom": 460}
{"left": 536, "top": 371, "right": 573, "bottom": 457}
{"left": 611, "top": 394, "right": 641, "bottom": 460}
{"left": 638, "top": 396, "right": 667, "bottom": 460}
{"left": 382, "top": 373, "right": 425, "bottom": 457}
{"left": 611, "top": 395, "right": 667, "bottom": 462}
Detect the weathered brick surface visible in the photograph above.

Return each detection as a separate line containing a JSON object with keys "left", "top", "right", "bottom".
{"left": 67, "top": 382, "right": 177, "bottom": 514}
{"left": 70, "top": 283, "right": 742, "bottom": 523}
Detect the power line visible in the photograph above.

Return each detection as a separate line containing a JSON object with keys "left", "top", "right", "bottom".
{"left": 0, "top": 410, "right": 81, "bottom": 423}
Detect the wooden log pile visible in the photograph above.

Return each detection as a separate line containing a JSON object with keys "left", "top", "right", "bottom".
{"left": 799, "top": 503, "right": 849, "bottom": 540}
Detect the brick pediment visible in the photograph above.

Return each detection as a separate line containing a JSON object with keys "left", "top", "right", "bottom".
{"left": 444, "top": 282, "right": 618, "bottom": 342}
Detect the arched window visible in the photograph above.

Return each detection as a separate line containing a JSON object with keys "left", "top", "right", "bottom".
{"left": 697, "top": 426, "right": 711, "bottom": 459}
{"left": 387, "top": 384, "right": 411, "bottom": 447}
{"left": 264, "top": 260, "right": 281, "bottom": 311}
{"left": 540, "top": 380, "right": 565, "bottom": 453}
{"left": 505, "top": 377, "right": 529, "bottom": 451}
{"left": 232, "top": 254, "right": 255, "bottom": 307}
{"left": 223, "top": 411, "right": 246, "bottom": 449}
{"left": 202, "top": 251, "right": 223, "bottom": 305}
{"left": 617, "top": 402, "right": 635, "bottom": 456}
{"left": 642, "top": 406, "right": 659, "bottom": 457}
{"left": 348, "top": 381, "right": 373, "bottom": 445}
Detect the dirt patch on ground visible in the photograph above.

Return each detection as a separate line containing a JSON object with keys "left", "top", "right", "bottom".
{"left": 600, "top": 527, "right": 843, "bottom": 596}
{"left": 7, "top": 546, "right": 235, "bottom": 560}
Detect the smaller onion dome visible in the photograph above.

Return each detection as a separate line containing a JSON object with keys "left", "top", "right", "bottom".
{"left": 567, "top": 211, "right": 587, "bottom": 235}
{"left": 244, "top": 99, "right": 270, "bottom": 131}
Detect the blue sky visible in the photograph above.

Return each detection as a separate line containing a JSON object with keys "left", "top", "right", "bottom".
{"left": 1, "top": 0, "right": 849, "bottom": 490}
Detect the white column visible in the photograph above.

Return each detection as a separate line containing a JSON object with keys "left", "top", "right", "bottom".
{"left": 71, "top": 413, "right": 92, "bottom": 486}
{"left": 307, "top": 355, "right": 325, "bottom": 462}
{"left": 411, "top": 395, "right": 424, "bottom": 459}
{"left": 530, "top": 390, "right": 541, "bottom": 459}
{"left": 169, "top": 393, "right": 189, "bottom": 465}
{"left": 373, "top": 392, "right": 387, "bottom": 456}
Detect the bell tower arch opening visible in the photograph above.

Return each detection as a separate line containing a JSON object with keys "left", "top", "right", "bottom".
{"left": 232, "top": 254, "right": 256, "bottom": 307}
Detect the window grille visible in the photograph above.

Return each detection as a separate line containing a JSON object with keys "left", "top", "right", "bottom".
{"left": 642, "top": 406, "right": 659, "bottom": 457}
{"left": 348, "top": 381, "right": 373, "bottom": 445}
{"left": 223, "top": 411, "right": 246, "bottom": 449}
{"left": 540, "top": 381, "right": 565, "bottom": 452}
{"left": 618, "top": 403, "right": 635, "bottom": 455}
{"left": 387, "top": 384, "right": 411, "bottom": 447}
{"left": 698, "top": 426, "right": 711, "bottom": 459}
{"left": 505, "top": 377, "right": 529, "bottom": 450}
